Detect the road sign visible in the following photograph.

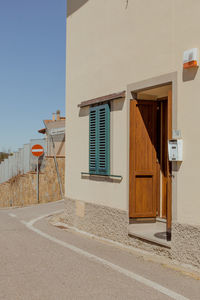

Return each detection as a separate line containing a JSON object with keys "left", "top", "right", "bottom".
{"left": 31, "top": 144, "right": 44, "bottom": 203}
{"left": 31, "top": 144, "right": 44, "bottom": 157}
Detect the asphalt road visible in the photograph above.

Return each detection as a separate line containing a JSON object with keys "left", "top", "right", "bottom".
{"left": 0, "top": 200, "right": 199, "bottom": 300}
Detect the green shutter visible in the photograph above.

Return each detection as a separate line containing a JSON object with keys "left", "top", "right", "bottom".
{"left": 89, "top": 107, "right": 98, "bottom": 174}
{"left": 89, "top": 104, "right": 110, "bottom": 175}
{"left": 97, "top": 104, "right": 110, "bottom": 175}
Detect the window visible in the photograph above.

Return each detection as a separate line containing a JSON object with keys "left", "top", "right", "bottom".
{"left": 89, "top": 103, "right": 110, "bottom": 175}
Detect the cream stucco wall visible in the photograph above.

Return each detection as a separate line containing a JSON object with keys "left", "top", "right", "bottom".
{"left": 66, "top": 0, "right": 200, "bottom": 225}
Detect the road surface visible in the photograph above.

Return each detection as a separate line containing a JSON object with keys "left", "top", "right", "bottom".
{"left": 0, "top": 200, "right": 199, "bottom": 299}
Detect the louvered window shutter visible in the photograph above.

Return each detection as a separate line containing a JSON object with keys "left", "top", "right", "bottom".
{"left": 89, "top": 107, "right": 98, "bottom": 174}
{"left": 89, "top": 104, "right": 110, "bottom": 175}
{"left": 97, "top": 104, "right": 110, "bottom": 175}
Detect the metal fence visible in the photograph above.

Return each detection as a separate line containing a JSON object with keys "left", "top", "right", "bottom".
{"left": 0, "top": 138, "right": 47, "bottom": 184}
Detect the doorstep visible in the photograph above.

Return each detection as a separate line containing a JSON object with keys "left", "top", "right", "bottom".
{"left": 128, "top": 221, "right": 171, "bottom": 248}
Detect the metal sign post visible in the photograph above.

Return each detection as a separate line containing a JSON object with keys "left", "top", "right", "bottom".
{"left": 37, "top": 157, "right": 39, "bottom": 203}
{"left": 31, "top": 144, "right": 44, "bottom": 203}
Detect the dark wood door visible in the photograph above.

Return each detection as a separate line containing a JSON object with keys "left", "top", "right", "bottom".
{"left": 129, "top": 100, "right": 158, "bottom": 218}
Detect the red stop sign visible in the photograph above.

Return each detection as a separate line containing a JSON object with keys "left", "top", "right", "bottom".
{"left": 31, "top": 144, "right": 44, "bottom": 157}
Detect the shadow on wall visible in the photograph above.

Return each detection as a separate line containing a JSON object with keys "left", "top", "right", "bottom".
{"left": 79, "top": 107, "right": 89, "bottom": 117}
{"left": 111, "top": 98, "right": 125, "bottom": 112}
{"left": 67, "top": 0, "right": 89, "bottom": 17}
{"left": 182, "top": 67, "right": 198, "bottom": 82}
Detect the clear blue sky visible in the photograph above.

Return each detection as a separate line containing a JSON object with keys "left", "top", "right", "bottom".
{"left": 0, "top": 0, "right": 66, "bottom": 152}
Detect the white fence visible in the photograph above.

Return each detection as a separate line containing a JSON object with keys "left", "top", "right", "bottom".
{"left": 0, "top": 139, "right": 47, "bottom": 184}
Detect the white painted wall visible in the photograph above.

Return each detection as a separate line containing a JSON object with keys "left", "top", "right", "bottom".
{"left": 66, "top": 0, "right": 200, "bottom": 225}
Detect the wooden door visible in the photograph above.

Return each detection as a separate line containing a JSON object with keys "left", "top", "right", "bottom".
{"left": 129, "top": 100, "right": 158, "bottom": 218}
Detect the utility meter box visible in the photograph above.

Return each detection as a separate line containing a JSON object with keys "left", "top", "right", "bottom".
{"left": 168, "top": 139, "right": 183, "bottom": 161}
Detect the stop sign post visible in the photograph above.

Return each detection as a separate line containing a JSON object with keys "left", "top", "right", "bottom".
{"left": 31, "top": 144, "right": 44, "bottom": 202}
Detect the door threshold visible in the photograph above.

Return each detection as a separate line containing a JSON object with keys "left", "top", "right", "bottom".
{"left": 156, "top": 217, "right": 167, "bottom": 223}
{"left": 128, "top": 222, "right": 171, "bottom": 248}
{"left": 130, "top": 218, "right": 156, "bottom": 224}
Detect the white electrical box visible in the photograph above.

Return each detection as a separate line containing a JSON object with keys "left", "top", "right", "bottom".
{"left": 168, "top": 139, "right": 183, "bottom": 161}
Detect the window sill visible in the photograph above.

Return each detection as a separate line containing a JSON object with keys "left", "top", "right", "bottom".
{"left": 81, "top": 172, "right": 122, "bottom": 181}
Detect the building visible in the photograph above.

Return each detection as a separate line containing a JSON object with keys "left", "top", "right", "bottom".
{"left": 38, "top": 110, "right": 65, "bottom": 157}
{"left": 65, "top": 0, "right": 200, "bottom": 268}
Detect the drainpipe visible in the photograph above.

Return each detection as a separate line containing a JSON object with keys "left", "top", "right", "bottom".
{"left": 43, "top": 122, "right": 63, "bottom": 199}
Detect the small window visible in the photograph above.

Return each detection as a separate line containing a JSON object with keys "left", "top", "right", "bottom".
{"left": 89, "top": 103, "right": 110, "bottom": 175}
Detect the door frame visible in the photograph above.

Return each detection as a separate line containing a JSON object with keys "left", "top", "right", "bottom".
{"left": 127, "top": 72, "right": 178, "bottom": 234}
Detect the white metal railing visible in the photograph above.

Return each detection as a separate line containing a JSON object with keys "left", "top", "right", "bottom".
{"left": 0, "top": 138, "right": 47, "bottom": 184}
